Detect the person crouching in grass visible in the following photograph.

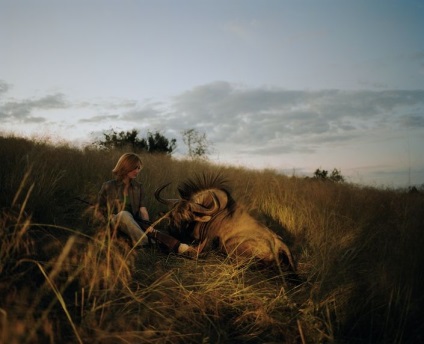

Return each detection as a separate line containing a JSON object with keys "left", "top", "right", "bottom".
{"left": 96, "top": 152, "right": 196, "bottom": 257}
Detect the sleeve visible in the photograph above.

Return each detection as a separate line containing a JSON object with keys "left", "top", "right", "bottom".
{"left": 97, "top": 182, "right": 109, "bottom": 218}
{"left": 139, "top": 184, "right": 147, "bottom": 208}
{"left": 148, "top": 230, "right": 181, "bottom": 253}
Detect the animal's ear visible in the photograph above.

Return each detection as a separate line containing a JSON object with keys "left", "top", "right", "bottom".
{"left": 193, "top": 215, "right": 212, "bottom": 222}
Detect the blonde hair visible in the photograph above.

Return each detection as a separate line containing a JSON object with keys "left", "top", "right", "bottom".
{"left": 112, "top": 153, "right": 143, "bottom": 180}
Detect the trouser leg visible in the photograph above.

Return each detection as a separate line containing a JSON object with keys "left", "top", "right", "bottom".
{"left": 112, "top": 211, "right": 186, "bottom": 254}
{"left": 135, "top": 217, "right": 181, "bottom": 252}
{"left": 112, "top": 211, "right": 149, "bottom": 246}
{"left": 149, "top": 230, "right": 181, "bottom": 253}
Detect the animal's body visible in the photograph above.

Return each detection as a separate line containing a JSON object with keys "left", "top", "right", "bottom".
{"left": 155, "top": 173, "right": 296, "bottom": 271}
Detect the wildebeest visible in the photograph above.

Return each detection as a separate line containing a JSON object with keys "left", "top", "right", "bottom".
{"left": 154, "top": 173, "right": 296, "bottom": 271}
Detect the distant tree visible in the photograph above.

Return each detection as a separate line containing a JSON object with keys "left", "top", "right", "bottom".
{"left": 96, "top": 129, "right": 146, "bottom": 151}
{"left": 95, "top": 128, "right": 176, "bottom": 154}
{"left": 408, "top": 186, "right": 419, "bottom": 194}
{"left": 313, "top": 168, "right": 345, "bottom": 183}
{"left": 329, "top": 168, "right": 345, "bottom": 183}
{"left": 146, "top": 131, "right": 177, "bottom": 154}
{"left": 181, "top": 128, "right": 211, "bottom": 159}
{"left": 313, "top": 168, "right": 328, "bottom": 180}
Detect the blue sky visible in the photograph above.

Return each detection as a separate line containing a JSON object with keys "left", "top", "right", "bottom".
{"left": 1, "top": 0, "right": 423, "bottom": 187}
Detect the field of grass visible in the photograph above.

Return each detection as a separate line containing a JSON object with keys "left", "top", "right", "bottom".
{"left": 1, "top": 134, "right": 423, "bottom": 343}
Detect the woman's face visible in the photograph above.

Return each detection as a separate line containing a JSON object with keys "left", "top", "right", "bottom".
{"left": 126, "top": 164, "right": 142, "bottom": 179}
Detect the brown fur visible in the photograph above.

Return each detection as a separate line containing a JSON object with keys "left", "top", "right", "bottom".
{"left": 156, "top": 173, "right": 296, "bottom": 271}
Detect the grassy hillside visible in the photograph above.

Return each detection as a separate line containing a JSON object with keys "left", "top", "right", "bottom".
{"left": 1, "top": 135, "right": 423, "bottom": 343}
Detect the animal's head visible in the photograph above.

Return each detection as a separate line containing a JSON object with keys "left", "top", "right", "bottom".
{"left": 165, "top": 198, "right": 217, "bottom": 229}
{"left": 155, "top": 187, "right": 221, "bottom": 243}
{"left": 154, "top": 173, "right": 234, "bottom": 232}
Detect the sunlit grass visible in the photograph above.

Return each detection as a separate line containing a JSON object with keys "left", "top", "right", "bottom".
{"left": 1, "top": 134, "right": 423, "bottom": 343}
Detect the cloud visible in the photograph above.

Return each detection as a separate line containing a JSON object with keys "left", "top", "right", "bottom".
{"left": 73, "top": 100, "right": 172, "bottom": 138}
{"left": 79, "top": 114, "right": 120, "bottom": 123}
{"left": 0, "top": 80, "right": 10, "bottom": 95}
{"left": 122, "top": 104, "right": 162, "bottom": 121}
{"left": 34, "top": 93, "right": 68, "bottom": 108}
{"left": 0, "top": 92, "right": 68, "bottom": 122}
{"left": 400, "top": 114, "right": 424, "bottom": 128}
{"left": 170, "top": 82, "right": 424, "bottom": 155}
{"left": 2, "top": 80, "right": 423, "bottom": 164}
{"left": 77, "top": 98, "right": 138, "bottom": 110}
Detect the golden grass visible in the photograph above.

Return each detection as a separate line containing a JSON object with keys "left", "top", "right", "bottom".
{"left": 1, "top": 134, "right": 423, "bottom": 343}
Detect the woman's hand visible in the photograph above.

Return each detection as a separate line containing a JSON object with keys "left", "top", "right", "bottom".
{"left": 177, "top": 243, "right": 198, "bottom": 258}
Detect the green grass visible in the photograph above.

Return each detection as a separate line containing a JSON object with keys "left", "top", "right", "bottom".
{"left": 1, "top": 134, "right": 423, "bottom": 343}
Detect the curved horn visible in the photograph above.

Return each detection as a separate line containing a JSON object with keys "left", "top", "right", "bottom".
{"left": 154, "top": 183, "right": 179, "bottom": 206}
{"left": 190, "top": 191, "right": 220, "bottom": 215}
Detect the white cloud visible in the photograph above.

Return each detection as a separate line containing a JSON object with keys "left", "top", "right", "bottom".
{"left": 0, "top": 92, "right": 67, "bottom": 122}
{"left": 169, "top": 83, "right": 424, "bottom": 156}
{"left": 79, "top": 114, "right": 120, "bottom": 123}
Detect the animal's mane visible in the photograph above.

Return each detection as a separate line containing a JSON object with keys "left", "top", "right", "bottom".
{"left": 178, "top": 172, "right": 231, "bottom": 199}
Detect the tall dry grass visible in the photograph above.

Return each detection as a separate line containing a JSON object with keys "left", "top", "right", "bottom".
{"left": 1, "top": 134, "right": 423, "bottom": 343}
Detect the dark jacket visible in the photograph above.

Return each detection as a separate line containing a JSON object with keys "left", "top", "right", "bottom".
{"left": 98, "top": 179, "right": 146, "bottom": 219}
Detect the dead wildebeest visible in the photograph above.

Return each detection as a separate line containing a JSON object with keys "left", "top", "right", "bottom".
{"left": 153, "top": 173, "right": 296, "bottom": 271}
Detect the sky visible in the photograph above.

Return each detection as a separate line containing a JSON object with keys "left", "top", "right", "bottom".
{"left": 1, "top": 0, "right": 423, "bottom": 188}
